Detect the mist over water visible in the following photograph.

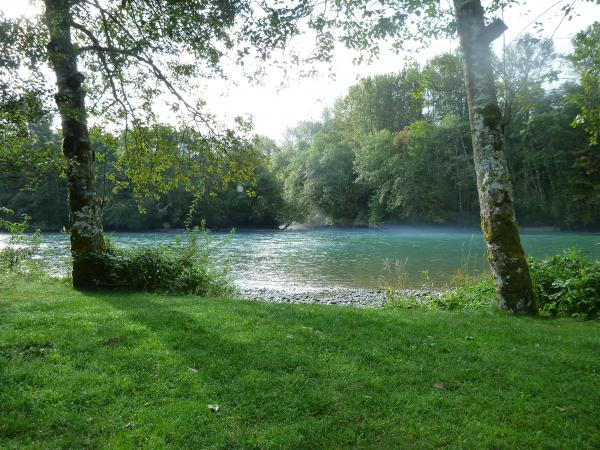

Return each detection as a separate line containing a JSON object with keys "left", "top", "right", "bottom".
{"left": 2, "top": 227, "right": 599, "bottom": 289}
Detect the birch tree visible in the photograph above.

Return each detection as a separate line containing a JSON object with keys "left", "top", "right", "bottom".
{"left": 451, "top": 0, "right": 536, "bottom": 313}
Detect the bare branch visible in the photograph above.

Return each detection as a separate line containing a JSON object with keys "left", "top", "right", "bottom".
{"left": 71, "top": 21, "right": 134, "bottom": 119}
{"left": 77, "top": 1, "right": 220, "bottom": 137}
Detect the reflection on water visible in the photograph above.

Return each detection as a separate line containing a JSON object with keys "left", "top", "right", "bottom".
{"left": 1, "top": 228, "right": 599, "bottom": 289}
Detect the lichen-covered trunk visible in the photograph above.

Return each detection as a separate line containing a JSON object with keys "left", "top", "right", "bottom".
{"left": 44, "top": 0, "right": 106, "bottom": 289}
{"left": 453, "top": 0, "right": 537, "bottom": 314}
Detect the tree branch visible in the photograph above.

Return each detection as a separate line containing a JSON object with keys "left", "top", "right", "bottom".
{"left": 71, "top": 21, "right": 134, "bottom": 119}
{"left": 479, "top": 18, "right": 508, "bottom": 44}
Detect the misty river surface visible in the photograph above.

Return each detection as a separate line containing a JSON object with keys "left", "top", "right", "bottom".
{"left": 3, "top": 227, "right": 600, "bottom": 289}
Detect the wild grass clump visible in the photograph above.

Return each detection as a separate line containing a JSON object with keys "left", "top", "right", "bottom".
{"left": 432, "top": 276, "right": 496, "bottom": 310}
{"left": 83, "top": 227, "right": 234, "bottom": 296}
{"left": 386, "top": 277, "right": 496, "bottom": 312}
{"left": 379, "top": 257, "right": 409, "bottom": 296}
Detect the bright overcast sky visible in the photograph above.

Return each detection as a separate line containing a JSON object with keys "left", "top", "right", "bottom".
{"left": 2, "top": 0, "right": 599, "bottom": 141}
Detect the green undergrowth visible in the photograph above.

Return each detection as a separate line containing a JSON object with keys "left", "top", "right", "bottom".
{"left": 0, "top": 211, "right": 233, "bottom": 296}
{"left": 1, "top": 278, "right": 600, "bottom": 448}
{"left": 81, "top": 228, "right": 234, "bottom": 296}
{"left": 387, "top": 276, "right": 497, "bottom": 312}
{"left": 387, "top": 249, "right": 600, "bottom": 319}
{"left": 529, "top": 248, "right": 600, "bottom": 319}
{"left": 0, "top": 208, "right": 43, "bottom": 275}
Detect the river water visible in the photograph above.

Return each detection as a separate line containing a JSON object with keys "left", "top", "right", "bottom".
{"left": 2, "top": 227, "right": 599, "bottom": 289}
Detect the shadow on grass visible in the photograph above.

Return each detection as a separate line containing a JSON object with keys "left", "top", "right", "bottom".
{"left": 85, "top": 291, "right": 457, "bottom": 398}
{"left": 88, "top": 292, "right": 249, "bottom": 367}
{"left": 86, "top": 292, "right": 361, "bottom": 384}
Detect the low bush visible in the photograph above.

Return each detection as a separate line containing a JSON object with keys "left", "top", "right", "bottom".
{"left": 82, "top": 228, "right": 234, "bottom": 296}
{"left": 1, "top": 211, "right": 233, "bottom": 296}
{"left": 529, "top": 248, "right": 600, "bottom": 319}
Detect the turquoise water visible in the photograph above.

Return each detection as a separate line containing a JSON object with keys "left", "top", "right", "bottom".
{"left": 2, "top": 228, "right": 599, "bottom": 289}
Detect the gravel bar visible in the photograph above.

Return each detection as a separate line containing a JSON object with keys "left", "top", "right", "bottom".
{"left": 235, "top": 286, "right": 441, "bottom": 308}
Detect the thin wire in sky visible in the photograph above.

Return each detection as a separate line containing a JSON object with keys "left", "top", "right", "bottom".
{"left": 510, "top": 0, "right": 568, "bottom": 44}
{"left": 523, "top": 0, "right": 578, "bottom": 76}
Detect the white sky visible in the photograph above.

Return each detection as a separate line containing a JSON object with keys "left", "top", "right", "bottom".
{"left": 2, "top": 0, "right": 599, "bottom": 141}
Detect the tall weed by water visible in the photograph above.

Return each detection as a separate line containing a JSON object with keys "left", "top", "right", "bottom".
{"left": 0, "top": 207, "right": 45, "bottom": 281}
{"left": 379, "top": 257, "right": 409, "bottom": 296}
{"left": 450, "top": 234, "right": 483, "bottom": 286}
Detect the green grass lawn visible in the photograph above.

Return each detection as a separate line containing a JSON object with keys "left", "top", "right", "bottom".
{"left": 1, "top": 279, "right": 600, "bottom": 449}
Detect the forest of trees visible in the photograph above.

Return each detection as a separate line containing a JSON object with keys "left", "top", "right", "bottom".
{"left": 274, "top": 34, "right": 600, "bottom": 229}
{"left": 3, "top": 31, "right": 598, "bottom": 231}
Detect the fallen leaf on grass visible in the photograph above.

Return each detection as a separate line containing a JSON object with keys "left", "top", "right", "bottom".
{"left": 300, "top": 326, "right": 325, "bottom": 338}
{"left": 314, "top": 330, "right": 326, "bottom": 339}
{"left": 102, "top": 337, "right": 120, "bottom": 346}
{"left": 433, "top": 383, "right": 446, "bottom": 390}
{"left": 22, "top": 343, "right": 53, "bottom": 352}
{"left": 21, "top": 342, "right": 55, "bottom": 357}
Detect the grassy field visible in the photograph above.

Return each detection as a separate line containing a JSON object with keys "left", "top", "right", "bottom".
{"left": 1, "top": 279, "right": 600, "bottom": 449}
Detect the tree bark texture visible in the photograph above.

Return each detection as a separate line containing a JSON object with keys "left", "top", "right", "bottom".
{"left": 44, "top": 0, "right": 106, "bottom": 289}
{"left": 452, "top": 0, "right": 537, "bottom": 314}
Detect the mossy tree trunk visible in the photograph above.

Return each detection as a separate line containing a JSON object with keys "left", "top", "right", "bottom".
{"left": 452, "top": 0, "right": 537, "bottom": 314}
{"left": 44, "top": 0, "right": 106, "bottom": 289}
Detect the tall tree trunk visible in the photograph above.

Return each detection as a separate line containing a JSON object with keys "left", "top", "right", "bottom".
{"left": 44, "top": 0, "right": 106, "bottom": 289}
{"left": 453, "top": 0, "right": 537, "bottom": 314}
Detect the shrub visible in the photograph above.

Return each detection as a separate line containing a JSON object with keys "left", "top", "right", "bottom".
{"left": 529, "top": 248, "right": 600, "bottom": 319}
{"left": 81, "top": 227, "right": 234, "bottom": 296}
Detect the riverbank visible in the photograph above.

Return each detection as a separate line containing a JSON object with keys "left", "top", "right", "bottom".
{"left": 2, "top": 280, "right": 600, "bottom": 448}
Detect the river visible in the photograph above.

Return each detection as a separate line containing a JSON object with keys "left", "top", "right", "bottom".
{"left": 2, "top": 227, "right": 599, "bottom": 289}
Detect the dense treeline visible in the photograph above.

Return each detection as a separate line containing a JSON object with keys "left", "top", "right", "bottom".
{"left": 272, "top": 34, "right": 600, "bottom": 229}
{"left": 0, "top": 126, "right": 284, "bottom": 230}
{"left": 1, "top": 31, "right": 599, "bottom": 230}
